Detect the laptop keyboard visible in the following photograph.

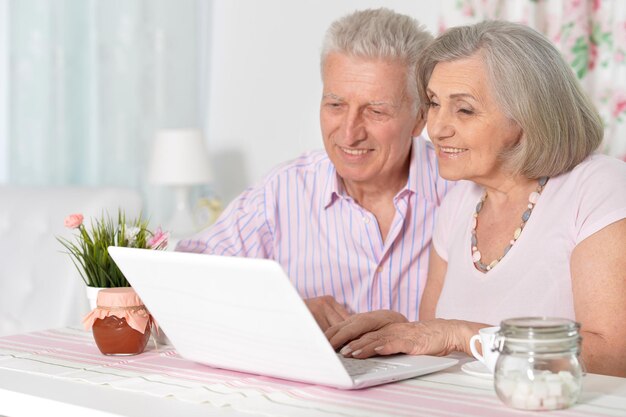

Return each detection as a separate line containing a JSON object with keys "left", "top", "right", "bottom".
{"left": 339, "top": 355, "right": 406, "bottom": 376}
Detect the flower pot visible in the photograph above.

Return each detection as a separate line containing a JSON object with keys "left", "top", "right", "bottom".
{"left": 85, "top": 286, "right": 106, "bottom": 310}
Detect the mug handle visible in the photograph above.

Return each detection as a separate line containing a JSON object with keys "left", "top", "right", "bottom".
{"left": 469, "top": 334, "right": 485, "bottom": 364}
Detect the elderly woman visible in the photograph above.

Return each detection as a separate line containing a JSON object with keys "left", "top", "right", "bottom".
{"left": 325, "top": 20, "right": 626, "bottom": 376}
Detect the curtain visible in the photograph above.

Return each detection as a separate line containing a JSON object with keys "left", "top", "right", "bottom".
{"left": 6, "top": 0, "right": 206, "bottom": 188}
{"left": 440, "top": 0, "right": 626, "bottom": 161}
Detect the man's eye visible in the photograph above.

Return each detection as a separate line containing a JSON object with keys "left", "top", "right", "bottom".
{"left": 367, "top": 108, "right": 389, "bottom": 119}
{"left": 459, "top": 108, "right": 474, "bottom": 115}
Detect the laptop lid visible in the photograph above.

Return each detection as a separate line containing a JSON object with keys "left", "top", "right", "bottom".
{"left": 108, "top": 247, "right": 457, "bottom": 389}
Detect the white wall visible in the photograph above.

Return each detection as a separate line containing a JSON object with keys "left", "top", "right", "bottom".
{"left": 205, "top": 1, "right": 439, "bottom": 203}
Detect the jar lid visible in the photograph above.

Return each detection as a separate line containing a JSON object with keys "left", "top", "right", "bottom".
{"left": 96, "top": 287, "right": 144, "bottom": 308}
{"left": 499, "top": 317, "right": 580, "bottom": 340}
{"left": 83, "top": 287, "right": 150, "bottom": 334}
{"left": 496, "top": 317, "right": 581, "bottom": 353}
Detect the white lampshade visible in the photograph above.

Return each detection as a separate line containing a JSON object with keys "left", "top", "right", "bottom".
{"left": 148, "top": 129, "right": 212, "bottom": 185}
{"left": 148, "top": 129, "right": 213, "bottom": 238}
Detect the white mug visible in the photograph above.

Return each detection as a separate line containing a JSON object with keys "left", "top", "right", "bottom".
{"left": 469, "top": 326, "right": 500, "bottom": 372}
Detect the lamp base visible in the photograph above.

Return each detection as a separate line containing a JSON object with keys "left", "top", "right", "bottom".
{"left": 165, "top": 186, "right": 198, "bottom": 238}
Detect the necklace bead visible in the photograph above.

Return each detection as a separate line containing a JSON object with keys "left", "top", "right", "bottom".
{"left": 471, "top": 177, "right": 548, "bottom": 272}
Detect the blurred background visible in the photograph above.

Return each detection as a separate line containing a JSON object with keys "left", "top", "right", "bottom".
{"left": 1, "top": 0, "right": 624, "bottom": 226}
{"left": 0, "top": 1, "right": 625, "bottom": 336}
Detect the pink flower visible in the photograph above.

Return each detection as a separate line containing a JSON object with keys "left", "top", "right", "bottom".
{"left": 64, "top": 214, "right": 84, "bottom": 229}
{"left": 588, "top": 42, "right": 598, "bottom": 70}
{"left": 148, "top": 227, "right": 169, "bottom": 250}
{"left": 462, "top": 3, "right": 474, "bottom": 17}
{"left": 612, "top": 96, "right": 626, "bottom": 117}
{"left": 593, "top": 0, "right": 601, "bottom": 12}
{"left": 438, "top": 18, "right": 446, "bottom": 35}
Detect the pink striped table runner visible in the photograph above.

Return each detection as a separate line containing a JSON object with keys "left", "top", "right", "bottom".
{"left": 0, "top": 328, "right": 623, "bottom": 417}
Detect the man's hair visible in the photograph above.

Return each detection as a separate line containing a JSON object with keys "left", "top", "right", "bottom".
{"left": 416, "top": 20, "right": 603, "bottom": 178}
{"left": 321, "top": 8, "right": 433, "bottom": 108}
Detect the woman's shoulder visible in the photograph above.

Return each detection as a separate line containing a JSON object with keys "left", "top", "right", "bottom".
{"left": 562, "top": 153, "right": 626, "bottom": 190}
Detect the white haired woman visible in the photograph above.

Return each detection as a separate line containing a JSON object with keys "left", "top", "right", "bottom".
{"left": 325, "top": 20, "right": 626, "bottom": 376}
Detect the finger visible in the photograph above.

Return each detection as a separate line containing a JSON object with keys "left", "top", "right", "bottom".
{"left": 332, "top": 303, "right": 352, "bottom": 322}
{"left": 336, "top": 329, "right": 384, "bottom": 356}
{"left": 324, "top": 307, "right": 349, "bottom": 329}
{"left": 324, "top": 321, "right": 345, "bottom": 341}
{"left": 314, "top": 313, "right": 331, "bottom": 333}
{"left": 346, "top": 340, "right": 388, "bottom": 359}
{"left": 328, "top": 321, "right": 373, "bottom": 349}
{"left": 372, "top": 338, "right": 420, "bottom": 356}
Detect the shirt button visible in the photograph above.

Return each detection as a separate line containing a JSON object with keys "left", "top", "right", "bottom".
{"left": 363, "top": 217, "right": 370, "bottom": 224}
{"left": 376, "top": 266, "right": 383, "bottom": 273}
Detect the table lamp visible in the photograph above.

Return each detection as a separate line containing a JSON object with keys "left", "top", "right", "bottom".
{"left": 148, "top": 129, "right": 212, "bottom": 237}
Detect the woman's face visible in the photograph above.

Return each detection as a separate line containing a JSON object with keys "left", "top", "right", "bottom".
{"left": 426, "top": 54, "right": 522, "bottom": 184}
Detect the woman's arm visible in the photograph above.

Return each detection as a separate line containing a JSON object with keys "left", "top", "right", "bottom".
{"left": 570, "top": 218, "right": 626, "bottom": 377}
{"left": 327, "top": 248, "right": 487, "bottom": 358}
{"left": 419, "top": 248, "right": 447, "bottom": 320}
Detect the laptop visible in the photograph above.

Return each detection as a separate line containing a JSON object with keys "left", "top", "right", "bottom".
{"left": 108, "top": 247, "right": 458, "bottom": 389}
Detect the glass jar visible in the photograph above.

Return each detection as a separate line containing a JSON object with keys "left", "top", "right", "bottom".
{"left": 493, "top": 317, "right": 583, "bottom": 411}
{"left": 83, "top": 287, "right": 152, "bottom": 355}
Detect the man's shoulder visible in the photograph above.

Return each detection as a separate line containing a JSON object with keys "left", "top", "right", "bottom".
{"left": 412, "top": 135, "right": 435, "bottom": 154}
{"left": 261, "top": 150, "right": 332, "bottom": 185}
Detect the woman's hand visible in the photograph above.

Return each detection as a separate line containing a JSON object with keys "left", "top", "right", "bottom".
{"left": 329, "top": 318, "right": 479, "bottom": 359}
{"left": 325, "top": 310, "right": 408, "bottom": 351}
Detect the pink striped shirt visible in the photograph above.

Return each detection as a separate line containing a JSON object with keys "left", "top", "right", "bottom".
{"left": 176, "top": 136, "right": 452, "bottom": 320}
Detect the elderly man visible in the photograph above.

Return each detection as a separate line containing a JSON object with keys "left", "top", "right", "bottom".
{"left": 176, "top": 8, "right": 452, "bottom": 330}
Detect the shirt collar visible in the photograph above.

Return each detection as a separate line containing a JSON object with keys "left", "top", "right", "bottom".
{"left": 323, "top": 136, "right": 435, "bottom": 209}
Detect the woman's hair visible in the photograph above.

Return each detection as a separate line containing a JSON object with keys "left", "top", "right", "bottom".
{"left": 321, "top": 8, "right": 433, "bottom": 108}
{"left": 417, "top": 20, "right": 603, "bottom": 178}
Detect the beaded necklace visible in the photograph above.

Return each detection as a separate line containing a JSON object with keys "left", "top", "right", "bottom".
{"left": 471, "top": 176, "right": 549, "bottom": 272}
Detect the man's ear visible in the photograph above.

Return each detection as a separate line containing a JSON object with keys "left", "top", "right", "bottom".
{"left": 412, "top": 107, "right": 427, "bottom": 137}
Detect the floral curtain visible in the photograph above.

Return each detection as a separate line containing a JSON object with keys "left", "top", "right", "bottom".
{"left": 440, "top": 0, "right": 626, "bottom": 161}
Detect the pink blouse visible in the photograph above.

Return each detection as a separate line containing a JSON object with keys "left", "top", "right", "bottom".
{"left": 433, "top": 154, "right": 626, "bottom": 325}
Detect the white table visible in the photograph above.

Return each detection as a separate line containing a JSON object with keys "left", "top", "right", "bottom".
{"left": 1, "top": 327, "right": 624, "bottom": 417}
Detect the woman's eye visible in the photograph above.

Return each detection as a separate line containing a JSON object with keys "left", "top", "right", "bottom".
{"left": 459, "top": 108, "right": 474, "bottom": 115}
{"left": 426, "top": 101, "right": 439, "bottom": 108}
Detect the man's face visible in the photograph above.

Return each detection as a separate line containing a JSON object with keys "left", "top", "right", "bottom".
{"left": 320, "top": 53, "right": 423, "bottom": 190}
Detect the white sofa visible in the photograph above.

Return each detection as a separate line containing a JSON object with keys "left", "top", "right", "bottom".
{"left": 0, "top": 186, "right": 142, "bottom": 336}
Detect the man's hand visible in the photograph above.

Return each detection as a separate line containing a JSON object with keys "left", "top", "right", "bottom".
{"left": 304, "top": 296, "right": 352, "bottom": 332}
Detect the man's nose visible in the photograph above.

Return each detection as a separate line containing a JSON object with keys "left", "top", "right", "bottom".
{"left": 342, "top": 110, "right": 366, "bottom": 144}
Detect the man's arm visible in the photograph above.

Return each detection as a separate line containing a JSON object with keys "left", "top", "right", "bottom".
{"left": 175, "top": 186, "right": 275, "bottom": 258}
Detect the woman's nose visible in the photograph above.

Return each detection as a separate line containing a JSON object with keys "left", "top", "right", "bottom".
{"left": 427, "top": 109, "right": 454, "bottom": 142}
